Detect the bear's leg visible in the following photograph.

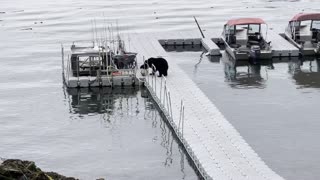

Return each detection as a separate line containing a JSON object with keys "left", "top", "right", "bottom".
{"left": 163, "top": 71, "right": 168, "bottom": 76}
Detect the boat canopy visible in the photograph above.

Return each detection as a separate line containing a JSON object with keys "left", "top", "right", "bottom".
{"left": 226, "top": 18, "right": 266, "bottom": 26}
{"left": 290, "top": 13, "right": 320, "bottom": 22}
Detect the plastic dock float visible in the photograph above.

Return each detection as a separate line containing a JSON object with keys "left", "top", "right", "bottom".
{"left": 268, "top": 31, "right": 300, "bottom": 57}
{"left": 128, "top": 32, "right": 284, "bottom": 180}
{"left": 65, "top": 75, "right": 139, "bottom": 88}
{"left": 201, "top": 38, "right": 221, "bottom": 56}
{"left": 158, "top": 37, "right": 221, "bottom": 56}
{"left": 63, "top": 63, "right": 140, "bottom": 88}
{"left": 154, "top": 30, "right": 221, "bottom": 56}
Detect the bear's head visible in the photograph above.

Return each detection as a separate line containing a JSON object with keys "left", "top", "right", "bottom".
{"left": 140, "top": 60, "right": 150, "bottom": 69}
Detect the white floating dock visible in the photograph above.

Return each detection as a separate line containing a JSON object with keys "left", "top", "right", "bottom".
{"left": 143, "top": 62, "right": 284, "bottom": 180}
{"left": 146, "top": 29, "right": 299, "bottom": 58}
{"left": 124, "top": 31, "right": 285, "bottom": 180}
{"left": 201, "top": 38, "right": 221, "bottom": 56}
{"left": 268, "top": 31, "right": 300, "bottom": 57}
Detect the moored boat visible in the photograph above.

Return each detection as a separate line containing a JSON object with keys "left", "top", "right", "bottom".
{"left": 284, "top": 13, "right": 320, "bottom": 55}
{"left": 222, "top": 18, "right": 272, "bottom": 62}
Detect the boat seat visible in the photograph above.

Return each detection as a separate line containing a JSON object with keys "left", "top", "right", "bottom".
{"left": 311, "top": 29, "right": 320, "bottom": 42}
{"left": 248, "top": 40, "right": 260, "bottom": 45}
{"left": 236, "top": 29, "right": 248, "bottom": 46}
{"left": 229, "top": 35, "right": 237, "bottom": 44}
{"left": 299, "top": 26, "right": 312, "bottom": 41}
{"left": 230, "top": 44, "right": 241, "bottom": 48}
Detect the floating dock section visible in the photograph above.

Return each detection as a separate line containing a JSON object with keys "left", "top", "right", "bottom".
{"left": 64, "top": 69, "right": 139, "bottom": 88}
{"left": 268, "top": 31, "right": 300, "bottom": 57}
{"left": 122, "top": 30, "right": 289, "bottom": 180}
{"left": 154, "top": 29, "right": 299, "bottom": 58}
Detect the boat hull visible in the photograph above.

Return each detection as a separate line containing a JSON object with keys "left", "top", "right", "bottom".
{"left": 225, "top": 46, "right": 273, "bottom": 61}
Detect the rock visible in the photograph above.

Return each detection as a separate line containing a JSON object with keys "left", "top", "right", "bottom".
{"left": 0, "top": 159, "right": 77, "bottom": 180}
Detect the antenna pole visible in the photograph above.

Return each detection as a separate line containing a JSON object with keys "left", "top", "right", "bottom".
{"left": 193, "top": 16, "right": 205, "bottom": 38}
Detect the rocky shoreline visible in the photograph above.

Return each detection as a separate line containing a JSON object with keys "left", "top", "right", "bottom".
{"left": 0, "top": 159, "right": 77, "bottom": 180}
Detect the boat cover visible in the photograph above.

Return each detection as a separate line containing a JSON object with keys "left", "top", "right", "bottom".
{"left": 226, "top": 18, "right": 266, "bottom": 26}
{"left": 290, "top": 13, "right": 320, "bottom": 22}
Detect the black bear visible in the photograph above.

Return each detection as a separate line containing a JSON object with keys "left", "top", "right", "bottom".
{"left": 140, "top": 57, "right": 168, "bottom": 77}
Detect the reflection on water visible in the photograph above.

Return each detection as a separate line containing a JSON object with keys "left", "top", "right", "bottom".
{"left": 222, "top": 55, "right": 320, "bottom": 89}
{"left": 288, "top": 58, "right": 320, "bottom": 88}
{"left": 64, "top": 87, "right": 200, "bottom": 180}
{"left": 223, "top": 58, "right": 268, "bottom": 89}
{"left": 67, "top": 87, "right": 138, "bottom": 115}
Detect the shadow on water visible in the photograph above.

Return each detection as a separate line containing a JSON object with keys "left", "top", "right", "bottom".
{"left": 64, "top": 87, "right": 201, "bottom": 180}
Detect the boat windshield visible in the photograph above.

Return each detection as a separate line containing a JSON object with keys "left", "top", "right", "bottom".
{"left": 311, "top": 20, "right": 320, "bottom": 30}
{"left": 224, "top": 25, "right": 235, "bottom": 35}
{"left": 236, "top": 25, "right": 247, "bottom": 31}
{"left": 248, "top": 24, "right": 260, "bottom": 34}
{"left": 300, "top": 20, "right": 311, "bottom": 28}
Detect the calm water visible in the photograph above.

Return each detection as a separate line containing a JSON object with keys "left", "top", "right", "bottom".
{"left": 1, "top": 0, "right": 320, "bottom": 179}
{"left": 168, "top": 49, "right": 320, "bottom": 180}
{"left": 0, "top": 86, "right": 200, "bottom": 179}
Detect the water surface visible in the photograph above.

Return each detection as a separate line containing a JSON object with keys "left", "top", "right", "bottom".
{"left": 1, "top": 0, "right": 320, "bottom": 179}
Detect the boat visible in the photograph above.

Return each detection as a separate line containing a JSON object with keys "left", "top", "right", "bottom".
{"left": 222, "top": 18, "right": 272, "bottom": 62}
{"left": 68, "top": 38, "right": 137, "bottom": 77}
{"left": 284, "top": 13, "right": 320, "bottom": 55}
{"left": 61, "top": 40, "right": 139, "bottom": 88}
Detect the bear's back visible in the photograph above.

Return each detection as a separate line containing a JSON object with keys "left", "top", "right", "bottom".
{"left": 148, "top": 57, "right": 168, "bottom": 69}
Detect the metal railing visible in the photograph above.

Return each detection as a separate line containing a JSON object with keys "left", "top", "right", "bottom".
{"left": 143, "top": 63, "right": 185, "bottom": 143}
{"left": 141, "top": 62, "right": 209, "bottom": 177}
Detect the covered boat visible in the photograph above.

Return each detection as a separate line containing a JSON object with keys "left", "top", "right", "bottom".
{"left": 284, "top": 13, "right": 320, "bottom": 55}
{"left": 222, "top": 18, "right": 272, "bottom": 61}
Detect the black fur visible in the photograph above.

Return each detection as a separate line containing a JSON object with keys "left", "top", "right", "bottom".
{"left": 140, "top": 57, "right": 169, "bottom": 77}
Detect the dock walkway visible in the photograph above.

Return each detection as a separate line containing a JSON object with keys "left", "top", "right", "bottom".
{"left": 128, "top": 31, "right": 285, "bottom": 180}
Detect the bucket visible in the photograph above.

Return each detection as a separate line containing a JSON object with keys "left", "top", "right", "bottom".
{"left": 140, "top": 69, "right": 148, "bottom": 76}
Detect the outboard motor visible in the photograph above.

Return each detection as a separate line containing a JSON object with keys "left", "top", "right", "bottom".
{"left": 249, "top": 45, "right": 261, "bottom": 64}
